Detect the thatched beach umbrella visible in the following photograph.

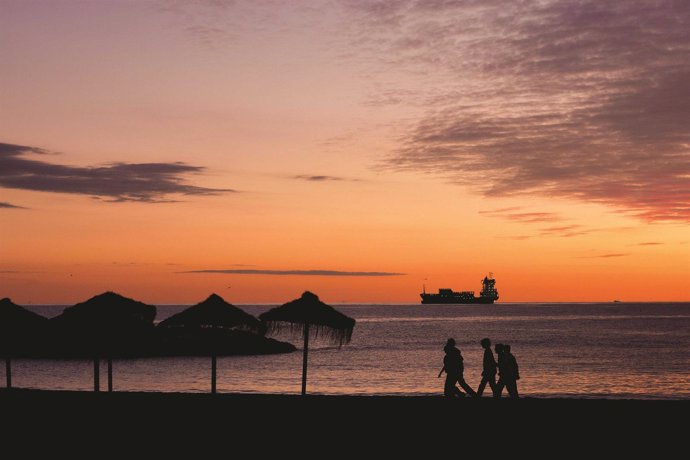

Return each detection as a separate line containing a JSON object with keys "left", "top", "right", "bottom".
{"left": 259, "top": 291, "right": 355, "bottom": 395}
{"left": 52, "top": 292, "right": 156, "bottom": 392}
{"left": 158, "top": 293, "right": 263, "bottom": 393}
{"left": 0, "top": 298, "right": 49, "bottom": 388}
{"left": 159, "top": 293, "right": 261, "bottom": 331}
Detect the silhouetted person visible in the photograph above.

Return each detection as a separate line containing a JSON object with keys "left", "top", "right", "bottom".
{"left": 496, "top": 344, "right": 520, "bottom": 398}
{"left": 438, "top": 338, "right": 477, "bottom": 398}
{"left": 494, "top": 343, "right": 506, "bottom": 397}
{"left": 476, "top": 337, "right": 498, "bottom": 397}
{"left": 438, "top": 339, "right": 463, "bottom": 397}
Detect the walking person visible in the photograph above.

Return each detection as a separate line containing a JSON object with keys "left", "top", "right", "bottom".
{"left": 496, "top": 343, "right": 520, "bottom": 398}
{"left": 476, "top": 338, "right": 498, "bottom": 397}
{"left": 494, "top": 343, "right": 506, "bottom": 397}
{"left": 438, "top": 338, "right": 477, "bottom": 398}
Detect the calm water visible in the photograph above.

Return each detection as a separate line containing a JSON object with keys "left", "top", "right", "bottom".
{"left": 3, "top": 303, "right": 689, "bottom": 399}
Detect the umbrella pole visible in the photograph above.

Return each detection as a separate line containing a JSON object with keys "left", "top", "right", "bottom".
{"left": 211, "top": 353, "right": 217, "bottom": 394}
{"left": 94, "top": 357, "right": 100, "bottom": 392}
{"left": 5, "top": 357, "right": 10, "bottom": 389}
{"left": 107, "top": 358, "right": 113, "bottom": 392}
{"left": 301, "top": 323, "right": 309, "bottom": 396}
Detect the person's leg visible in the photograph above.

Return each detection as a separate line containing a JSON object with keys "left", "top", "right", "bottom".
{"left": 487, "top": 374, "right": 498, "bottom": 396}
{"left": 458, "top": 376, "right": 478, "bottom": 397}
{"left": 495, "top": 378, "right": 504, "bottom": 398}
{"left": 453, "top": 384, "right": 464, "bottom": 397}
{"left": 477, "top": 376, "right": 488, "bottom": 396}
{"left": 446, "top": 373, "right": 465, "bottom": 397}
{"left": 444, "top": 374, "right": 454, "bottom": 397}
{"left": 506, "top": 379, "right": 519, "bottom": 399}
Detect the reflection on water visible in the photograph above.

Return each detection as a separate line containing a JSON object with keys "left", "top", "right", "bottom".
{"left": 3, "top": 303, "right": 689, "bottom": 399}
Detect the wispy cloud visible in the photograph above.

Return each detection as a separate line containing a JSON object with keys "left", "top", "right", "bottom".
{"left": 294, "top": 175, "right": 348, "bottom": 182}
{"left": 479, "top": 207, "right": 524, "bottom": 215}
{"left": 0, "top": 201, "right": 26, "bottom": 209}
{"left": 504, "top": 212, "right": 563, "bottom": 223}
{"left": 0, "top": 142, "right": 234, "bottom": 202}
{"left": 182, "top": 269, "right": 405, "bottom": 276}
{"left": 344, "top": 1, "right": 690, "bottom": 222}
{"left": 634, "top": 242, "right": 663, "bottom": 246}
{"left": 156, "top": 0, "right": 243, "bottom": 49}
{"left": 577, "top": 253, "right": 630, "bottom": 259}
{"left": 539, "top": 225, "right": 590, "bottom": 237}
{"left": 481, "top": 207, "right": 563, "bottom": 223}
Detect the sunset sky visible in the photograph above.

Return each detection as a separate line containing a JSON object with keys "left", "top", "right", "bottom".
{"left": 1, "top": 0, "right": 688, "bottom": 304}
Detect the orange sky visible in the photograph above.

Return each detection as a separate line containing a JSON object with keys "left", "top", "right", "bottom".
{"left": 1, "top": 1, "right": 689, "bottom": 304}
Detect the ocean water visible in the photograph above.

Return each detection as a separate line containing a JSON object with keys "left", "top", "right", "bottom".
{"left": 3, "top": 303, "right": 689, "bottom": 399}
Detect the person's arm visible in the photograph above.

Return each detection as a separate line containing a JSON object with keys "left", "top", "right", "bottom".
{"left": 515, "top": 358, "right": 520, "bottom": 380}
{"left": 438, "top": 365, "right": 445, "bottom": 378}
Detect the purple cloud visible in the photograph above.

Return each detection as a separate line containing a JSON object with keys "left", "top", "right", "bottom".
{"left": 0, "top": 142, "right": 234, "bottom": 202}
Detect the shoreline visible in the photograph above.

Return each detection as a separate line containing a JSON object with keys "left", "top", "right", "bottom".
{"left": 1, "top": 386, "right": 688, "bottom": 400}
{"left": 4, "top": 386, "right": 689, "bottom": 399}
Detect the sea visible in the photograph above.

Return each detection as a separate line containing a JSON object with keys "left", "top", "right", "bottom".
{"left": 3, "top": 302, "right": 689, "bottom": 399}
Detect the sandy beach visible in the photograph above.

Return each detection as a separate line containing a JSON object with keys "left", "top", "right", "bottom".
{"left": 1, "top": 388, "right": 686, "bottom": 454}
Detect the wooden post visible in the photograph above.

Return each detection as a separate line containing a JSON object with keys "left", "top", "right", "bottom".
{"left": 107, "top": 358, "right": 113, "bottom": 392}
{"left": 5, "top": 357, "right": 11, "bottom": 389}
{"left": 211, "top": 354, "right": 217, "bottom": 394}
{"left": 94, "top": 357, "right": 100, "bottom": 392}
{"left": 301, "top": 323, "right": 310, "bottom": 396}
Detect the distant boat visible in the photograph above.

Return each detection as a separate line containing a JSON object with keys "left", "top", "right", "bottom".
{"left": 613, "top": 300, "right": 622, "bottom": 303}
{"left": 421, "top": 274, "right": 499, "bottom": 304}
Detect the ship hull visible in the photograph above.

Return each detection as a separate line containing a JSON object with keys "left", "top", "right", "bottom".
{"left": 420, "top": 295, "right": 496, "bottom": 305}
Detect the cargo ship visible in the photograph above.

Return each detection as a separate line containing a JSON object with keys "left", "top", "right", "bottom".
{"left": 420, "top": 275, "right": 499, "bottom": 304}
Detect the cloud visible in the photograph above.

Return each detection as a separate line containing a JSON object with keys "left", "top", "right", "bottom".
{"left": 480, "top": 207, "right": 563, "bottom": 223}
{"left": 503, "top": 212, "right": 563, "bottom": 223}
{"left": 577, "top": 253, "right": 630, "bottom": 259}
{"left": 635, "top": 242, "right": 663, "bottom": 246}
{"left": 156, "top": 0, "right": 243, "bottom": 49}
{"left": 0, "top": 201, "right": 26, "bottom": 209}
{"left": 479, "top": 207, "right": 524, "bottom": 215}
{"left": 539, "top": 225, "right": 590, "bottom": 237}
{"left": 182, "top": 269, "right": 405, "bottom": 276}
{"left": 294, "top": 175, "right": 347, "bottom": 182}
{"left": 345, "top": 1, "right": 690, "bottom": 222}
{"left": 0, "top": 142, "right": 234, "bottom": 202}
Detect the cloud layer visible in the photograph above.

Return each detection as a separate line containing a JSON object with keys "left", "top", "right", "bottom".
{"left": 0, "top": 201, "right": 25, "bottom": 209}
{"left": 0, "top": 142, "right": 233, "bottom": 202}
{"left": 346, "top": 1, "right": 690, "bottom": 222}
{"left": 183, "top": 269, "right": 404, "bottom": 276}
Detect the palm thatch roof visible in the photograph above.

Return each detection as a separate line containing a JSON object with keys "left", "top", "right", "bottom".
{"left": 259, "top": 291, "right": 355, "bottom": 346}
{"left": 51, "top": 291, "right": 156, "bottom": 331}
{"left": 1, "top": 298, "right": 49, "bottom": 356}
{"left": 158, "top": 293, "right": 262, "bottom": 333}
{"left": 0, "top": 298, "right": 48, "bottom": 333}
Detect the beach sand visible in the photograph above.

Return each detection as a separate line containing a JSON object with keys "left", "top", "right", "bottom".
{"left": 1, "top": 388, "right": 686, "bottom": 454}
